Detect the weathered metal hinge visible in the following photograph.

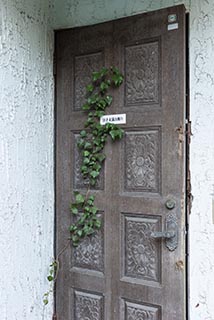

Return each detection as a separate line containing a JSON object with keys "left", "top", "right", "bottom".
{"left": 187, "top": 169, "right": 193, "bottom": 215}
{"left": 176, "top": 120, "right": 192, "bottom": 141}
{"left": 186, "top": 119, "right": 192, "bottom": 144}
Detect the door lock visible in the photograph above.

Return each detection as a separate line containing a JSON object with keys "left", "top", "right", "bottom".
{"left": 165, "top": 199, "right": 176, "bottom": 210}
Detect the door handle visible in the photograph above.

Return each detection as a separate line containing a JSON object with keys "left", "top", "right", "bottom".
{"left": 150, "top": 230, "right": 175, "bottom": 239}
{"left": 150, "top": 214, "right": 178, "bottom": 251}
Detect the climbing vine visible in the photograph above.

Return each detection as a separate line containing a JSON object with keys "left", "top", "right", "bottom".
{"left": 69, "top": 66, "right": 124, "bottom": 246}
{"left": 43, "top": 66, "right": 124, "bottom": 305}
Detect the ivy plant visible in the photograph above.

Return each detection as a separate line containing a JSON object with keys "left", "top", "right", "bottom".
{"left": 69, "top": 66, "right": 124, "bottom": 246}
{"left": 43, "top": 66, "right": 124, "bottom": 305}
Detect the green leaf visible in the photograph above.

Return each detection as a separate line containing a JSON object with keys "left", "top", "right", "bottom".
{"left": 78, "top": 213, "right": 88, "bottom": 224}
{"left": 90, "top": 178, "right": 96, "bottom": 186}
{"left": 105, "top": 95, "right": 113, "bottom": 106}
{"left": 47, "top": 275, "right": 54, "bottom": 282}
{"left": 83, "top": 150, "right": 90, "bottom": 157}
{"left": 72, "top": 242, "right": 79, "bottom": 247}
{"left": 77, "top": 138, "right": 85, "bottom": 148}
{"left": 94, "top": 219, "right": 101, "bottom": 228}
{"left": 69, "top": 224, "right": 77, "bottom": 232}
{"left": 70, "top": 204, "right": 78, "bottom": 215}
{"left": 109, "top": 130, "right": 117, "bottom": 140}
{"left": 77, "top": 230, "right": 83, "bottom": 237}
{"left": 83, "top": 157, "right": 90, "bottom": 165}
{"left": 43, "top": 299, "right": 48, "bottom": 305}
{"left": 109, "top": 128, "right": 124, "bottom": 140}
{"left": 84, "top": 142, "right": 92, "bottom": 149}
{"left": 75, "top": 193, "right": 85, "bottom": 204}
{"left": 86, "top": 84, "right": 94, "bottom": 92}
{"left": 80, "top": 130, "right": 87, "bottom": 138}
{"left": 82, "top": 103, "right": 90, "bottom": 111}
{"left": 71, "top": 235, "right": 79, "bottom": 244}
{"left": 100, "top": 67, "right": 108, "bottom": 77}
{"left": 84, "top": 206, "right": 90, "bottom": 212}
{"left": 85, "top": 118, "right": 93, "bottom": 127}
{"left": 100, "top": 81, "right": 109, "bottom": 92}
{"left": 93, "top": 163, "right": 101, "bottom": 171}
{"left": 90, "top": 171, "right": 99, "bottom": 179}
{"left": 91, "top": 206, "right": 98, "bottom": 214}
{"left": 95, "top": 110, "right": 105, "bottom": 118}
{"left": 92, "top": 71, "right": 100, "bottom": 82}
{"left": 81, "top": 165, "right": 88, "bottom": 173}
{"left": 111, "top": 73, "right": 124, "bottom": 86}
{"left": 88, "top": 195, "right": 95, "bottom": 202}
{"left": 96, "top": 153, "right": 106, "bottom": 162}
{"left": 86, "top": 227, "right": 94, "bottom": 235}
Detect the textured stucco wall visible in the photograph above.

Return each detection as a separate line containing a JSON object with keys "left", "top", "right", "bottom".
{"left": 1, "top": 0, "right": 214, "bottom": 319}
{"left": 0, "top": 0, "right": 54, "bottom": 319}
{"left": 189, "top": 2, "right": 214, "bottom": 319}
{"left": 52, "top": 0, "right": 189, "bottom": 29}
{"left": 51, "top": 1, "right": 214, "bottom": 320}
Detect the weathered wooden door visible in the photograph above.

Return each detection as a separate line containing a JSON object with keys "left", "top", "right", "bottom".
{"left": 56, "top": 5, "right": 186, "bottom": 320}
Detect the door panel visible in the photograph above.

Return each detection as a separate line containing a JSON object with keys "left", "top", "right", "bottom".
{"left": 56, "top": 5, "right": 186, "bottom": 320}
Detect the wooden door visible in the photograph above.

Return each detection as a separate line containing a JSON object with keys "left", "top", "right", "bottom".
{"left": 56, "top": 5, "right": 186, "bottom": 320}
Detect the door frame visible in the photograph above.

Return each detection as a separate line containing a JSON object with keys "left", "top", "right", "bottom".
{"left": 53, "top": 7, "right": 190, "bottom": 319}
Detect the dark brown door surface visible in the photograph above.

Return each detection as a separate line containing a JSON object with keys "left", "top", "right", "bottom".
{"left": 56, "top": 5, "right": 186, "bottom": 320}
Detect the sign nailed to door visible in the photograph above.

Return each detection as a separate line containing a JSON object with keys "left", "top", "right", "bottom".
{"left": 100, "top": 113, "right": 126, "bottom": 125}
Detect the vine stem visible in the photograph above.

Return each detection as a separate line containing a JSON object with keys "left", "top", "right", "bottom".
{"left": 43, "top": 66, "right": 124, "bottom": 307}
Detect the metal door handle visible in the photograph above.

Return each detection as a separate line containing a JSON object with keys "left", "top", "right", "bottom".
{"left": 150, "top": 230, "right": 175, "bottom": 239}
{"left": 150, "top": 214, "right": 178, "bottom": 251}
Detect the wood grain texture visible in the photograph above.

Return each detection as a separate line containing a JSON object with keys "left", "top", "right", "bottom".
{"left": 55, "top": 5, "right": 186, "bottom": 319}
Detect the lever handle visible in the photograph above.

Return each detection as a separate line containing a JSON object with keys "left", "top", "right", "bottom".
{"left": 151, "top": 230, "right": 175, "bottom": 239}
{"left": 150, "top": 214, "right": 178, "bottom": 251}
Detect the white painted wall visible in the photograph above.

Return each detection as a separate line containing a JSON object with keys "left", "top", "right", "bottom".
{"left": 1, "top": 0, "right": 214, "bottom": 319}
{"left": 52, "top": 1, "right": 214, "bottom": 319}
{"left": 0, "top": 0, "right": 54, "bottom": 319}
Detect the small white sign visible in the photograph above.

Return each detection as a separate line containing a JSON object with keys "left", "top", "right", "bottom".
{"left": 168, "top": 23, "right": 179, "bottom": 31}
{"left": 100, "top": 113, "right": 126, "bottom": 125}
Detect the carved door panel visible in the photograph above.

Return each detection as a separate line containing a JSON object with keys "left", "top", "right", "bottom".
{"left": 56, "top": 5, "right": 186, "bottom": 320}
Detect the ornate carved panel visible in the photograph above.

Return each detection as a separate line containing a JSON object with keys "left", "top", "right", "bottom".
{"left": 123, "top": 214, "right": 161, "bottom": 282}
{"left": 72, "top": 213, "right": 104, "bottom": 272}
{"left": 123, "top": 300, "right": 160, "bottom": 320}
{"left": 73, "top": 134, "right": 104, "bottom": 190}
{"left": 125, "top": 41, "right": 160, "bottom": 106}
{"left": 74, "top": 52, "right": 103, "bottom": 110}
{"left": 124, "top": 129, "right": 161, "bottom": 193}
{"left": 74, "top": 290, "right": 104, "bottom": 320}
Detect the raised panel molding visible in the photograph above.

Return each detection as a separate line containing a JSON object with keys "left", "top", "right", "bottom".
{"left": 122, "top": 214, "right": 161, "bottom": 282}
{"left": 74, "top": 52, "right": 103, "bottom": 110}
{"left": 72, "top": 213, "right": 104, "bottom": 272}
{"left": 123, "top": 300, "right": 160, "bottom": 320}
{"left": 125, "top": 41, "right": 160, "bottom": 106}
{"left": 73, "top": 133, "right": 104, "bottom": 190}
{"left": 124, "top": 129, "right": 161, "bottom": 193}
{"left": 74, "top": 290, "right": 104, "bottom": 320}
